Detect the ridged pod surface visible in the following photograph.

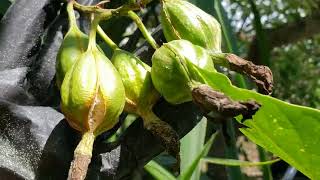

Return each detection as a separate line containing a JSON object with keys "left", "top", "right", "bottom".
{"left": 111, "top": 49, "right": 159, "bottom": 114}
{"left": 56, "top": 3, "right": 88, "bottom": 88}
{"left": 160, "top": 0, "right": 222, "bottom": 52}
{"left": 61, "top": 46, "right": 125, "bottom": 136}
{"left": 151, "top": 40, "right": 214, "bottom": 104}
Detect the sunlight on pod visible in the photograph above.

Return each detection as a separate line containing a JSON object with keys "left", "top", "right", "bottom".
{"left": 160, "top": 0, "right": 222, "bottom": 52}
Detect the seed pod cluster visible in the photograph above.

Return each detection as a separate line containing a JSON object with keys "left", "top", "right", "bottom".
{"left": 54, "top": 0, "right": 251, "bottom": 178}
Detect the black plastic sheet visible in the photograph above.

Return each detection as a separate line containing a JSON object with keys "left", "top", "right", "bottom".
{"left": 0, "top": 0, "right": 203, "bottom": 179}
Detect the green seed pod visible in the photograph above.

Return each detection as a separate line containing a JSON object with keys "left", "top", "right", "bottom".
{"left": 61, "top": 47, "right": 125, "bottom": 136}
{"left": 160, "top": 0, "right": 222, "bottom": 52}
{"left": 56, "top": 3, "right": 88, "bottom": 88}
{"left": 111, "top": 49, "right": 159, "bottom": 114}
{"left": 151, "top": 39, "right": 214, "bottom": 104}
{"left": 60, "top": 16, "right": 126, "bottom": 136}
{"left": 62, "top": 15, "right": 126, "bottom": 180}
{"left": 111, "top": 49, "right": 180, "bottom": 166}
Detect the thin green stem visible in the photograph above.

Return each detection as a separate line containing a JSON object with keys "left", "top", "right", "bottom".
{"left": 127, "top": 10, "right": 159, "bottom": 49}
{"left": 223, "top": 119, "right": 243, "bottom": 180}
{"left": 97, "top": 25, "right": 119, "bottom": 50}
{"left": 249, "top": 0, "right": 270, "bottom": 66}
{"left": 88, "top": 14, "right": 101, "bottom": 51}
{"left": 66, "top": 1, "right": 77, "bottom": 28}
{"left": 258, "top": 147, "right": 273, "bottom": 180}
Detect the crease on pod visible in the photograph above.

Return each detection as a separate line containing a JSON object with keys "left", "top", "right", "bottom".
{"left": 60, "top": 31, "right": 125, "bottom": 136}
{"left": 57, "top": 3, "right": 126, "bottom": 179}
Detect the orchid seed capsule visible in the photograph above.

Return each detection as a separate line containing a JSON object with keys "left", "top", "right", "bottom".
{"left": 160, "top": 0, "right": 222, "bottom": 52}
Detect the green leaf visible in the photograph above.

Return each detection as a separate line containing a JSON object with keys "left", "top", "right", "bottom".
{"left": 202, "top": 157, "right": 280, "bottom": 167}
{"left": 180, "top": 118, "right": 207, "bottom": 180}
{"left": 178, "top": 131, "right": 219, "bottom": 180}
{"left": 144, "top": 160, "right": 176, "bottom": 180}
{"left": 187, "top": 61, "right": 320, "bottom": 179}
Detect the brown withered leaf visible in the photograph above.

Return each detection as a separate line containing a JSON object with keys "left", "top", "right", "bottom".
{"left": 226, "top": 54, "right": 273, "bottom": 95}
{"left": 192, "top": 84, "right": 261, "bottom": 122}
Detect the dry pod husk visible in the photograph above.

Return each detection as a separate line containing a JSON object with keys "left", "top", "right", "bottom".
{"left": 61, "top": 15, "right": 125, "bottom": 180}
{"left": 151, "top": 39, "right": 214, "bottom": 105}
{"left": 56, "top": 2, "right": 88, "bottom": 88}
{"left": 160, "top": 0, "right": 222, "bottom": 52}
{"left": 111, "top": 49, "right": 180, "bottom": 166}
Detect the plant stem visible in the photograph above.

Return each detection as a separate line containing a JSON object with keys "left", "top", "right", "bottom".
{"left": 222, "top": 119, "right": 243, "bottom": 180}
{"left": 87, "top": 14, "right": 101, "bottom": 51}
{"left": 209, "top": 52, "right": 230, "bottom": 67}
{"left": 73, "top": 1, "right": 112, "bottom": 19}
{"left": 97, "top": 25, "right": 119, "bottom": 50}
{"left": 127, "top": 10, "right": 159, "bottom": 49}
{"left": 66, "top": 1, "right": 77, "bottom": 28}
{"left": 248, "top": 0, "right": 270, "bottom": 66}
{"left": 68, "top": 132, "right": 95, "bottom": 180}
{"left": 258, "top": 146, "right": 273, "bottom": 180}
{"left": 72, "top": 1, "right": 152, "bottom": 20}
{"left": 142, "top": 111, "right": 180, "bottom": 170}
